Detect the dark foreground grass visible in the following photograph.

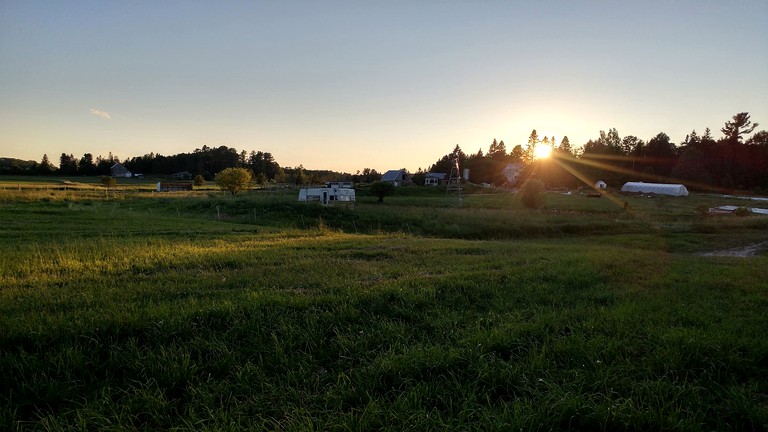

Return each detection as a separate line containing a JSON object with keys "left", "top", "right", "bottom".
{"left": 1, "top": 191, "right": 767, "bottom": 430}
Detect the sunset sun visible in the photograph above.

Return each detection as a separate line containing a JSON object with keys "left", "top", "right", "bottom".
{"left": 533, "top": 145, "right": 552, "bottom": 160}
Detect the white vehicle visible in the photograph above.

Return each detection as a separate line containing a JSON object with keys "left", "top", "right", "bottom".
{"left": 298, "top": 183, "right": 355, "bottom": 205}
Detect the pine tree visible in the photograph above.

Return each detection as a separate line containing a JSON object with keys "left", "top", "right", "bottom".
{"left": 525, "top": 130, "right": 539, "bottom": 163}
{"left": 38, "top": 154, "right": 55, "bottom": 174}
{"left": 721, "top": 112, "right": 758, "bottom": 143}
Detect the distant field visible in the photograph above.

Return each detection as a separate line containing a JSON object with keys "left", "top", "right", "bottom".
{"left": 1, "top": 180, "right": 767, "bottom": 430}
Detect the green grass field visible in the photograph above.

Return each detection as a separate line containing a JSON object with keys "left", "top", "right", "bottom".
{"left": 1, "top": 179, "right": 767, "bottom": 430}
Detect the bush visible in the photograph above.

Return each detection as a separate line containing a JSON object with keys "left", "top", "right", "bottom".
{"left": 520, "top": 179, "right": 545, "bottom": 209}
{"left": 100, "top": 176, "right": 116, "bottom": 188}
{"left": 193, "top": 175, "right": 205, "bottom": 187}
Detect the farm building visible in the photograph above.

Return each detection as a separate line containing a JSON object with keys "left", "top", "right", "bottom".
{"left": 156, "top": 182, "right": 193, "bottom": 192}
{"left": 502, "top": 163, "right": 524, "bottom": 185}
{"left": 424, "top": 172, "right": 447, "bottom": 186}
{"left": 110, "top": 163, "right": 132, "bottom": 178}
{"left": 621, "top": 182, "right": 689, "bottom": 196}
{"left": 381, "top": 169, "right": 413, "bottom": 187}
{"left": 298, "top": 182, "right": 355, "bottom": 205}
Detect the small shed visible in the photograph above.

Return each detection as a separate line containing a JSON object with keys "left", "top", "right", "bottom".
{"left": 110, "top": 163, "right": 132, "bottom": 178}
{"left": 381, "top": 169, "right": 413, "bottom": 187}
{"left": 621, "top": 182, "right": 689, "bottom": 196}
{"left": 424, "top": 172, "right": 447, "bottom": 186}
{"left": 595, "top": 180, "right": 607, "bottom": 189}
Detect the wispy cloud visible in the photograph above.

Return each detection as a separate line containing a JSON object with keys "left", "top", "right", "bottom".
{"left": 90, "top": 108, "right": 111, "bottom": 120}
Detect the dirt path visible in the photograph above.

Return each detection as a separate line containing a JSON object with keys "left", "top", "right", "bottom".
{"left": 698, "top": 241, "right": 768, "bottom": 257}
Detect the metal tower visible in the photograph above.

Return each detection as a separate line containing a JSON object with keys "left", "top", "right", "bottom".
{"left": 445, "top": 151, "right": 463, "bottom": 205}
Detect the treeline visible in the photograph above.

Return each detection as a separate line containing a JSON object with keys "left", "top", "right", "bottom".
{"left": 7, "top": 144, "right": 373, "bottom": 186}
{"left": 5, "top": 112, "right": 766, "bottom": 192}
{"left": 123, "top": 146, "right": 283, "bottom": 183}
{"left": 4, "top": 142, "right": 387, "bottom": 187}
{"left": 7, "top": 146, "right": 292, "bottom": 183}
{"left": 425, "top": 112, "right": 767, "bottom": 192}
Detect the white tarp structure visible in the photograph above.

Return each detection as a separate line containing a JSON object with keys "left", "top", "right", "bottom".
{"left": 621, "top": 182, "right": 689, "bottom": 196}
{"left": 712, "top": 205, "right": 768, "bottom": 215}
{"left": 595, "top": 180, "right": 607, "bottom": 189}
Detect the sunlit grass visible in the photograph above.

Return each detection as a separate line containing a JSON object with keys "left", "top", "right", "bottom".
{"left": 1, "top": 185, "right": 767, "bottom": 430}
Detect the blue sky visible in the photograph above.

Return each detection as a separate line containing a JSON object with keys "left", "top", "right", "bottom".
{"left": 1, "top": 1, "right": 766, "bottom": 173}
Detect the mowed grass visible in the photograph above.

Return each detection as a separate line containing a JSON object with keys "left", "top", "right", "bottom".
{"left": 1, "top": 184, "right": 767, "bottom": 430}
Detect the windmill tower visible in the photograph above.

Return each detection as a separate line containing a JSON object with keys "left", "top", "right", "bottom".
{"left": 445, "top": 150, "right": 463, "bottom": 205}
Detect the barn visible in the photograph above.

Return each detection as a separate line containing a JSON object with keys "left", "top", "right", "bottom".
{"left": 621, "top": 182, "right": 689, "bottom": 196}
{"left": 110, "top": 163, "right": 132, "bottom": 178}
{"left": 381, "top": 169, "right": 413, "bottom": 187}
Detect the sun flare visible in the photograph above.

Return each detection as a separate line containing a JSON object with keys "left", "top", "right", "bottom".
{"left": 533, "top": 145, "right": 552, "bottom": 160}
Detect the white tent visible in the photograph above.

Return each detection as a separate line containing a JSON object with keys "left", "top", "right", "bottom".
{"left": 595, "top": 180, "right": 607, "bottom": 189}
{"left": 621, "top": 182, "right": 689, "bottom": 196}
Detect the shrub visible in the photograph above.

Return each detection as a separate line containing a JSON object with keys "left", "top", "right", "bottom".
{"left": 100, "top": 176, "right": 116, "bottom": 188}
{"left": 193, "top": 175, "right": 205, "bottom": 186}
{"left": 520, "top": 179, "right": 545, "bottom": 209}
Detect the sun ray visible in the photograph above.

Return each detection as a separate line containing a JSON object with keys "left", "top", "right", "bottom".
{"left": 550, "top": 152, "right": 731, "bottom": 194}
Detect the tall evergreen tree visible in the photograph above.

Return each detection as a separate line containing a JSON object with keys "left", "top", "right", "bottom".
{"left": 525, "top": 130, "right": 539, "bottom": 163}
{"left": 59, "top": 153, "right": 78, "bottom": 176}
{"left": 721, "top": 112, "right": 759, "bottom": 143}
{"left": 488, "top": 139, "right": 499, "bottom": 155}
{"left": 38, "top": 154, "right": 55, "bottom": 175}
{"left": 78, "top": 153, "right": 96, "bottom": 175}
{"left": 488, "top": 138, "right": 507, "bottom": 161}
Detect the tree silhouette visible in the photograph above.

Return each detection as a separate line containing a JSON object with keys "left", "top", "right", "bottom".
{"left": 370, "top": 181, "right": 394, "bottom": 203}
{"left": 722, "top": 112, "right": 759, "bottom": 143}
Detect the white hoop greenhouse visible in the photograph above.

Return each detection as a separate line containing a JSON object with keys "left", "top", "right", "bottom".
{"left": 620, "top": 182, "right": 689, "bottom": 196}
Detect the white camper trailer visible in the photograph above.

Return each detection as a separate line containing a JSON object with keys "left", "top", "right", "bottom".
{"left": 298, "top": 183, "right": 356, "bottom": 205}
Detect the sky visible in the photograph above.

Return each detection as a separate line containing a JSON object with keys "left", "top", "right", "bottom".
{"left": 1, "top": 1, "right": 767, "bottom": 173}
